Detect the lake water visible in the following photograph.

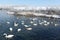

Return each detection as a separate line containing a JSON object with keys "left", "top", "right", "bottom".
{"left": 0, "top": 11, "right": 60, "bottom": 40}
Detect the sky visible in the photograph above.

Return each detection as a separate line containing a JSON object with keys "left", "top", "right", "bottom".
{"left": 0, "top": 0, "right": 60, "bottom": 6}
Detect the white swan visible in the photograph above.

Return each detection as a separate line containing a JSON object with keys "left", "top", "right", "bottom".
{"left": 24, "top": 25, "right": 31, "bottom": 27}
{"left": 26, "top": 28, "right": 32, "bottom": 30}
{"left": 44, "top": 23, "right": 49, "bottom": 26}
{"left": 33, "top": 23, "right": 37, "bottom": 26}
{"left": 51, "top": 22, "right": 53, "bottom": 24}
{"left": 17, "top": 28, "right": 21, "bottom": 32}
{"left": 43, "top": 20, "right": 47, "bottom": 23}
{"left": 55, "top": 24, "right": 59, "bottom": 26}
{"left": 3, "top": 33, "right": 14, "bottom": 39}
{"left": 30, "top": 21, "right": 34, "bottom": 24}
{"left": 21, "top": 22, "right": 24, "bottom": 25}
{"left": 39, "top": 22, "right": 44, "bottom": 25}
{"left": 32, "top": 18, "right": 37, "bottom": 21}
{"left": 7, "top": 21, "right": 10, "bottom": 24}
{"left": 24, "top": 25, "right": 29, "bottom": 27}
{"left": 9, "top": 27, "right": 13, "bottom": 32}
{"left": 14, "top": 22, "right": 18, "bottom": 27}
{"left": 21, "top": 21, "right": 24, "bottom": 24}
{"left": 44, "top": 22, "right": 50, "bottom": 26}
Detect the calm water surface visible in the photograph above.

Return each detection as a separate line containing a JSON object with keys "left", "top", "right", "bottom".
{"left": 0, "top": 11, "right": 60, "bottom": 40}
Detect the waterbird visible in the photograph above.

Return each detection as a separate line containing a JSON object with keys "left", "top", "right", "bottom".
{"left": 39, "top": 22, "right": 44, "bottom": 25}
{"left": 17, "top": 28, "right": 21, "bottom": 32}
{"left": 44, "top": 22, "right": 50, "bottom": 26}
{"left": 44, "top": 23, "right": 49, "bottom": 26}
{"left": 55, "top": 24, "right": 59, "bottom": 26}
{"left": 3, "top": 33, "right": 14, "bottom": 39}
{"left": 14, "top": 22, "right": 18, "bottom": 27}
{"left": 51, "top": 22, "right": 53, "bottom": 24}
{"left": 32, "top": 18, "right": 37, "bottom": 21}
{"left": 21, "top": 21, "right": 25, "bottom": 25}
{"left": 39, "top": 21, "right": 46, "bottom": 25}
{"left": 43, "top": 20, "right": 47, "bottom": 23}
{"left": 30, "top": 21, "right": 34, "bottom": 24}
{"left": 26, "top": 28, "right": 32, "bottom": 30}
{"left": 47, "top": 22, "right": 50, "bottom": 24}
{"left": 9, "top": 27, "right": 13, "bottom": 32}
{"left": 24, "top": 25, "right": 30, "bottom": 27}
{"left": 33, "top": 23, "right": 37, "bottom": 26}
{"left": 21, "top": 22, "right": 24, "bottom": 25}
{"left": 7, "top": 21, "right": 10, "bottom": 24}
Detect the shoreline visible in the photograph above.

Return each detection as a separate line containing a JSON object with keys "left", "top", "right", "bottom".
{"left": 7, "top": 12, "right": 60, "bottom": 19}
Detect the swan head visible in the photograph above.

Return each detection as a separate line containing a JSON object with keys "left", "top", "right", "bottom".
{"left": 3, "top": 33, "right": 7, "bottom": 36}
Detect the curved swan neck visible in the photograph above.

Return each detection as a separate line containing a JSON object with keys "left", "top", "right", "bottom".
{"left": 4, "top": 33, "right": 7, "bottom": 36}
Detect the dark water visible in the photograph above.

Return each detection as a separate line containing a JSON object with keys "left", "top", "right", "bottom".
{"left": 0, "top": 11, "right": 60, "bottom": 40}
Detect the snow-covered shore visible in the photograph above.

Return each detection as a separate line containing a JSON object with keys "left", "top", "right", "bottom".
{"left": 7, "top": 11, "right": 60, "bottom": 19}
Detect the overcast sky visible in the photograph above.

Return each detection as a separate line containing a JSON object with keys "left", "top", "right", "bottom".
{"left": 0, "top": 0, "right": 60, "bottom": 6}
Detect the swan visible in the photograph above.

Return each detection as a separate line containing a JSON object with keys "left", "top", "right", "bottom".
{"left": 32, "top": 18, "right": 37, "bottom": 21}
{"left": 33, "top": 23, "right": 37, "bottom": 26}
{"left": 51, "top": 22, "right": 53, "bottom": 24}
{"left": 3, "top": 33, "right": 14, "bottom": 39}
{"left": 14, "top": 22, "right": 18, "bottom": 27}
{"left": 43, "top": 20, "right": 47, "bottom": 23}
{"left": 39, "top": 22, "right": 44, "bottom": 25}
{"left": 24, "top": 25, "right": 31, "bottom": 27}
{"left": 47, "top": 22, "right": 50, "bottom": 24}
{"left": 9, "top": 27, "right": 13, "bottom": 32}
{"left": 21, "top": 22, "right": 24, "bottom": 25}
{"left": 30, "top": 21, "right": 34, "bottom": 24}
{"left": 55, "top": 24, "right": 59, "bottom": 26}
{"left": 44, "top": 23, "right": 49, "bottom": 26}
{"left": 44, "top": 22, "right": 50, "bottom": 26}
{"left": 21, "top": 21, "right": 24, "bottom": 25}
{"left": 17, "top": 28, "right": 21, "bottom": 32}
{"left": 26, "top": 28, "right": 32, "bottom": 30}
{"left": 7, "top": 21, "right": 10, "bottom": 24}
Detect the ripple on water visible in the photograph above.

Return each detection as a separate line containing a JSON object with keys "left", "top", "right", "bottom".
{"left": 0, "top": 11, "right": 60, "bottom": 40}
